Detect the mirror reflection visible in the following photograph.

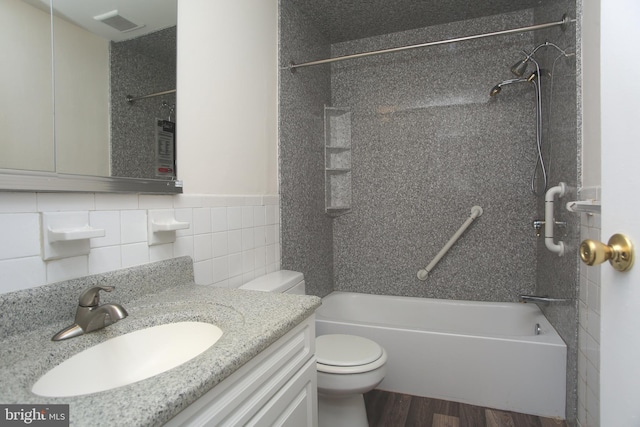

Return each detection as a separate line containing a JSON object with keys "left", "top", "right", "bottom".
{"left": 1, "top": 0, "right": 177, "bottom": 180}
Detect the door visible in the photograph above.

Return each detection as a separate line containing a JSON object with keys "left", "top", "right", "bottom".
{"left": 599, "top": 0, "right": 640, "bottom": 425}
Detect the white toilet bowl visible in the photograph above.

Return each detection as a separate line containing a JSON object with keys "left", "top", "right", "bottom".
{"left": 240, "top": 273, "right": 387, "bottom": 427}
{"left": 316, "top": 334, "right": 387, "bottom": 427}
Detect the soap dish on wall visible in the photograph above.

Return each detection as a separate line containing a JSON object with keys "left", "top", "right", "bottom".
{"left": 41, "top": 212, "right": 106, "bottom": 261}
{"left": 147, "top": 210, "right": 190, "bottom": 246}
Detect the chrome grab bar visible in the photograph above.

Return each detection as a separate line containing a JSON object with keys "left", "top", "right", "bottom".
{"left": 519, "top": 295, "right": 570, "bottom": 305}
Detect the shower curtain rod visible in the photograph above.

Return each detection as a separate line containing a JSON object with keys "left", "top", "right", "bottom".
{"left": 126, "top": 89, "right": 176, "bottom": 103}
{"left": 289, "top": 14, "right": 574, "bottom": 71}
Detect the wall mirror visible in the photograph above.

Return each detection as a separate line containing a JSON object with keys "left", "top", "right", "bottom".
{"left": 0, "top": 0, "right": 180, "bottom": 193}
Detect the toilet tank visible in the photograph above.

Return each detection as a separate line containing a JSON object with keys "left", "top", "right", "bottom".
{"left": 239, "top": 270, "right": 305, "bottom": 294}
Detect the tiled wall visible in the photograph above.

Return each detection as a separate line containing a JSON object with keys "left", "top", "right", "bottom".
{"left": 0, "top": 192, "right": 280, "bottom": 295}
{"left": 329, "top": 11, "right": 538, "bottom": 300}
{"left": 279, "top": 1, "right": 334, "bottom": 298}
{"left": 577, "top": 186, "right": 601, "bottom": 427}
{"left": 532, "top": 1, "right": 580, "bottom": 423}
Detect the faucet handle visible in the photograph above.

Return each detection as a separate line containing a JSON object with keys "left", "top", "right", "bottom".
{"left": 78, "top": 286, "right": 115, "bottom": 307}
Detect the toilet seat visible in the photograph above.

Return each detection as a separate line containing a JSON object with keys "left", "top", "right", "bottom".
{"left": 316, "top": 334, "right": 387, "bottom": 374}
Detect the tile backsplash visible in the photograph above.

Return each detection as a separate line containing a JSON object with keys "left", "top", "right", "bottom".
{"left": 0, "top": 192, "right": 280, "bottom": 294}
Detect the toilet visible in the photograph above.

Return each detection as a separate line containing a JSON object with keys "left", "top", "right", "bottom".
{"left": 240, "top": 270, "right": 387, "bottom": 427}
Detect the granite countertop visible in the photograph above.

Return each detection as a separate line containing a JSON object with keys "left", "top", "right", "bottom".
{"left": 0, "top": 258, "right": 321, "bottom": 426}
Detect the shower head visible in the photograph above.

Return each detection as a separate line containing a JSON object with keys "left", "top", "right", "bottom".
{"left": 510, "top": 57, "right": 530, "bottom": 76}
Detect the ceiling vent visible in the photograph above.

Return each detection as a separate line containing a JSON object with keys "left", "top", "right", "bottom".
{"left": 94, "top": 10, "right": 144, "bottom": 32}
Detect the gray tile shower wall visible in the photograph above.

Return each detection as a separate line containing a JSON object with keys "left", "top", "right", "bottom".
{"left": 330, "top": 11, "right": 541, "bottom": 300}
{"left": 110, "top": 27, "right": 177, "bottom": 180}
{"left": 533, "top": 1, "right": 579, "bottom": 425}
{"left": 279, "top": 3, "right": 334, "bottom": 297}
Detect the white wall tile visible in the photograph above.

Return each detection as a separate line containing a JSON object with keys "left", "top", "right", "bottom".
{"left": 263, "top": 195, "right": 279, "bottom": 206}
{"left": 193, "top": 259, "right": 213, "bottom": 285}
{"left": 265, "top": 224, "right": 276, "bottom": 245}
{"left": 89, "top": 246, "right": 122, "bottom": 275}
{"left": 265, "top": 205, "right": 276, "bottom": 225}
{"left": 228, "top": 253, "right": 243, "bottom": 278}
{"left": 228, "top": 230, "right": 242, "bottom": 254}
{"left": 228, "top": 274, "right": 243, "bottom": 288}
{"left": 242, "top": 206, "right": 254, "bottom": 228}
{"left": 0, "top": 257, "right": 46, "bottom": 293}
{"left": 37, "top": 193, "right": 95, "bottom": 212}
{"left": 150, "top": 243, "right": 174, "bottom": 262}
{"left": 0, "top": 194, "right": 281, "bottom": 299}
{"left": 241, "top": 228, "right": 254, "bottom": 251}
{"left": 242, "top": 271, "right": 255, "bottom": 284}
{"left": 253, "top": 206, "right": 265, "bottom": 226}
{"left": 254, "top": 226, "right": 265, "bottom": 248}
{"left": 0, "top": 214, "right": 41, "bottom": 260}
{"left": 193, "top": 234, "right": 212, "bottom": 262}
{"left": 121, "top": 243, "right": 149, "bottom": 268}
{"left": 193, "top": 208, "right": 212, "bottom": 234}
{"left": 139, "top": 195, "right": 174, "bottom": 209}
{"left": 212, "top": 232, "right": 228, "bottom": 257}
{"left": 200, "top": 195, "right": 228, "bottom": 207}
{"left": 227, "top": 207, "right": 242, "bottom": 230}
{"left": 120, "top": 210, "right": 147, "bottom": 244}
{"left": 47, "top": 255, "right": 88, "bottom": 283}
{"left": 90, "top": 211, "right": 121, "bottom": 248}
{"left": 213, "top": 256, "right": 229, "bottom": 283}
{"left": 174, "top": 236, "right": 194, "bottom": 259}
{"left": 95, "top": 194, "right": 138, "bottom": 210}
{"left": 211, "top": 207, "right": 227, "bottom": 232}
{"left": 173, "top": 194, "right": 203, "bottom": 208}
{"left": 242, "top": 249, "right": 255, "bottom": 273}
{"left": 587, "top": 309, "right": 600, "bottom": 342}
{"left": 255, "top": 246, "right": 266, "bottom": 269}
{"left": 265, "top": 244, "right": 276, "bottom": 266}
{"left": 0, "top": 193, "right": 37, "bottom": 213}
{"left": 253, "top": 266, "right": 266, "bottom": 278}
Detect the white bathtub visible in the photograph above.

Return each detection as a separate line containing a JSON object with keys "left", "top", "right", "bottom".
{"left": 315, "top": 291, "right": 566, "bottom": 418}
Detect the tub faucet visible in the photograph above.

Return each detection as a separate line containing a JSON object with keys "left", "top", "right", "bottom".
{"left": 52, "top": 286, "right": 128, "bottom": 341}
{"left": 519, "top": 295, "right": 570, "bottom": 306}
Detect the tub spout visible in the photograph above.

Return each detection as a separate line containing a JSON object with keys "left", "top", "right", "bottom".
{"left": 519, "top": 295, "right": 570, "bottom": 306}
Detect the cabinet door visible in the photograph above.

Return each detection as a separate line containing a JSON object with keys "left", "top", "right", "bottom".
{"left": 247, "top": 358, "right": 317, "bottom": 427}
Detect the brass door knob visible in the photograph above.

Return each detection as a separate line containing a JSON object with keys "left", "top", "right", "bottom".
{"left": 580, "top": 233, "right": 634, "bottom": 272}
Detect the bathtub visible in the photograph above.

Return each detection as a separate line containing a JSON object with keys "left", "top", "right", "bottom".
{"left": 315, "top": 291, "right": 566, "bottom": 418}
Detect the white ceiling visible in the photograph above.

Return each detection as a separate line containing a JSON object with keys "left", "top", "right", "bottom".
{"left": 27, "top": 0, "right": 177, "bottom": 42}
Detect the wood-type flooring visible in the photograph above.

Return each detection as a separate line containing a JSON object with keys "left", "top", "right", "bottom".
{"left": 364, "top": 389, "right": 568, "bottom": 427}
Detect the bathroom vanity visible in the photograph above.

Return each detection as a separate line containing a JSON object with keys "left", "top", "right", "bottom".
{"left": 0, "top": 257, "right": 321, "bottom": 426}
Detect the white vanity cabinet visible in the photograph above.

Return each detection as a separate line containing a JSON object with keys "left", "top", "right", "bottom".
{"left": 165, "top": 316, "right": 317, "bottom": 427}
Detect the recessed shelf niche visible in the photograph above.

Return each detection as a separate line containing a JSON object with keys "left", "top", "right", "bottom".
{"left": 324, "top": 106, "right": 352, "bottom": 216}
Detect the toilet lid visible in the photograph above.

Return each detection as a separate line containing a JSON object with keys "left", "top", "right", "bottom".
{"left": 316, "top": 334, "right": 383, "bottom": 367}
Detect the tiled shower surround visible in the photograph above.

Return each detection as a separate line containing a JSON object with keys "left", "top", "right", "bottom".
{"left": 280, "top": 2, "right": 579, "bottom": 424}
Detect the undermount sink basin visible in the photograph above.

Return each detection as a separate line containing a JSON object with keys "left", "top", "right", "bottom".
{"left": 32, "top": 322, "right": 223, "bottom": 397}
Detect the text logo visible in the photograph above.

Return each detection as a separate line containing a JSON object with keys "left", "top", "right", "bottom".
{"left": 0, "top": 405, "right": 69, "bottom": 426}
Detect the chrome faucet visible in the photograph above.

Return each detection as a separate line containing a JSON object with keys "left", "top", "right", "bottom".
{"left": 519, "top": 295, "right": 570, "bottom": 306}
{"left": 52, "top": 286, "right": 128, "bottom": 341}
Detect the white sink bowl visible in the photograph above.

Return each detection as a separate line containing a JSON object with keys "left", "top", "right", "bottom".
{"left": 32, "top": 321, "right": 223, "bottom": 397}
